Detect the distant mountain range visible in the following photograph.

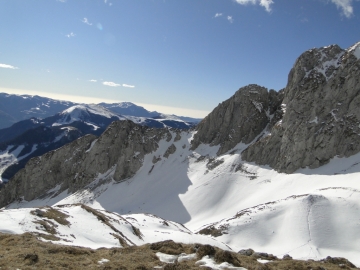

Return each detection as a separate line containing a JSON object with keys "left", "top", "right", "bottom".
{"left": 0, "top": 93, "right": 76, "bottom": 129}
{"left": 0, "top": 93, "right": 202, "bottom": 129}
{"left": 0, "top": 95, "right": 202, "bottom": 183}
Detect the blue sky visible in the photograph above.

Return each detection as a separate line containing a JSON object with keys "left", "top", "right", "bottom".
{"left": 0, "top": 0, "right": 359, "bottom": 117}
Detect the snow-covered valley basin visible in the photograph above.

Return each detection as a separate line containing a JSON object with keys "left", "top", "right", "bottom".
{"left": 2, "top": 131, "right": 360, "bottom": 266}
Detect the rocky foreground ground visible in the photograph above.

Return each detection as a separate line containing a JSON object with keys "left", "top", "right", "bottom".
{"left": 0, "top": 232, "right": 357, "bottom": 270}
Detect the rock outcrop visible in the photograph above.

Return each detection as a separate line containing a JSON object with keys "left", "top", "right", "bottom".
{"left": 242, "top": 42, "right": 360, "bottom": 173}
{"left": 191, "top": 84, "right": 283, "bottom": 155}
{"left": 0, "top": 120, "right": 171, "bottom": 207}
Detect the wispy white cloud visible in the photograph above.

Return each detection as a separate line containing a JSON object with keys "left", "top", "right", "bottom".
{"left": 259, "top": 0, "right": 273, "bottom": 12}
{"left": 82, "top": 18, "right": 92, "bottom": 25}
{"left": 227, "top": 15, "right": 234, "bottom": 23}
{"left": 66, "top": 32, "right": 76, "bottom": 38}
{"left": 214, "top": 13, "right": 223, "bottom": 18}
{"left": 56, "top": 0, "right": 66, "bottom": 2}
{"left": 122, "top": 84, "right": 135, "bottom": 88}
{"left": 89, "top": 79, "right": 97, "bottom": 82}
{"left": 0, "top": 63, "right": 19, "bottom": 69}
{"left": 330, "top": 0, "right": 354, "bottom": 18}
{"left": 103, "top": 81, "right": 121, "bottom": 87}
{"left": 234, "top": 0, "right": 274, "bottom": 12}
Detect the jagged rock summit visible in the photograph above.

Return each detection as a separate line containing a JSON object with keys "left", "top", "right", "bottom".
{"left": 242, "top": 42, "right": 360, "bottom": 173}
{"left": 191, "top": 84, "right": 283, "bottom": 155}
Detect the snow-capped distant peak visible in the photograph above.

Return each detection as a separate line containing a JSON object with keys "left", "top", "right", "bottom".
{"left": 116, "top": 102, "right": 136, "bottom": 108}
{"left": 60, "top": 104, "right": 118, "bottom": 119}
{"left": 53, "top": 104, "right": 122, "bottom": 128}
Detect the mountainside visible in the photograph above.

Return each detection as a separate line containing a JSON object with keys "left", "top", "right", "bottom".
{"left": 0, "top": 105, "right": 122, "bottom": 183}
{"left": 0, "top": 125, "right": 88, "bottom": 183}
{"left": 0, "top": 104, "right": 199, "bottom": 183}
{"left": 0, "top": 93, "right": 76, "bottom": 129}
{"left": 242, "top": 43, "right": 360, "bottom": 173}
{"left": 1, "top": 42, "right": 360, "bottom": 267}
{"left": 191, "top": 84, "right": 284, "bottom": 155}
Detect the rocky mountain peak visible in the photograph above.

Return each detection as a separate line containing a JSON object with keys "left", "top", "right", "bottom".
{"left": 242, "top": 41, "right": 360, "bottom": 173}
{"left": 191, "top": 84, "right": 283, "bottom": 155}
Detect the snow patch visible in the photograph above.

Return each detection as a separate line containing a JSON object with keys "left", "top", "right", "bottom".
{"left": 156, "top": 252, "right": 197, "bottom": 263}
{"left": 347, "top": 42, "right": 360, "bottom": 60}
{"left": 195, "top": 255, "right": 247, "bottom": 269}
{"left": 98, "top": 258, "right": 110, "bottom": 264}
{"left": 251, "top": 101, "right": 263, "bottom": 113}
{"left": 156, "top": 252, "right": 178, "bottom": 263}
{"left": 308, "top": 117, "right": 318, "bottom": 124}
{"left": 85, "top": 139, "right": 98, "bottom": 153}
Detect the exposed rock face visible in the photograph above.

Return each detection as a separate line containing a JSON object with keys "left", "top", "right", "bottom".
{"left": 0, "top": 120, "right": 171, "bottom": 207}
{"left": 163, "top": 144, "right": 176, "bottom": 158}
{"left": 191, "top": 84, "right": 283, "bottom": 155}
{"left": 242, "top": 43, "right": 360, "bottom": 173}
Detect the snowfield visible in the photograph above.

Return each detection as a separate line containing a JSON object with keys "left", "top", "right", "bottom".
{"left": 2, "top": 130, "right": 360, "bottom": 266}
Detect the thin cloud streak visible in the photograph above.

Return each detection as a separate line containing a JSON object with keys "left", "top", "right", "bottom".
{"left": 103, "top": 81, "right": 121, "bottom": 87}
{"left": 122, "top": 84, "right": 135, "bottom": 88}
{"left": 89, "top": 79, "right": 97, "bottom": 82}
{"left": 0, "top": 63, "right": 19, "bottom": 69}
{"left": 214, "top": 13, "right": 223, "bottom": 18}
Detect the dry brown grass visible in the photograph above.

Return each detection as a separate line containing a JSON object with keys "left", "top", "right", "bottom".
{"left": 30, "top": 206, "right": 70, "bottom": 226}
{"left": 0, "top": 233, "right": 357, "bottom": 270}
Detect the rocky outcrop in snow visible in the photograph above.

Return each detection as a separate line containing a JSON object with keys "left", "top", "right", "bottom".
{"left": 191, "top": 84, "right": 283, "bottom": 155}
{"left": 0, "top": 120, "right": 171, "bottom": 207}
{"left": 242, "top": 43, "right": 360, "bottom": 173}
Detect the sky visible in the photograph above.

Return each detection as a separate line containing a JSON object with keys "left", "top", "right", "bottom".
{"left": 0, "top": 0, "right": 360, "bottom": 117}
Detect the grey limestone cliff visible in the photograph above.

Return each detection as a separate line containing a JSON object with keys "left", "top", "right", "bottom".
{"left": 242, "top": 42, "right": 360, "bottom": 173}
{"left": 191, "top": 84, "right": 283, "bottom": 155}
{"left": 0, "top": 120, "right": 171, "bottom": 207}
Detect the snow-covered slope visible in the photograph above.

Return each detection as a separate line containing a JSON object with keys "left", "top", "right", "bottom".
{"left": 5, "top": 130, "right": 360, "bottom": 266}
{"left": 0, "top": 204, "right": 230, "bottom": 250}
{"left": 0, "top": 145, "right": 37, "bottom": 183}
